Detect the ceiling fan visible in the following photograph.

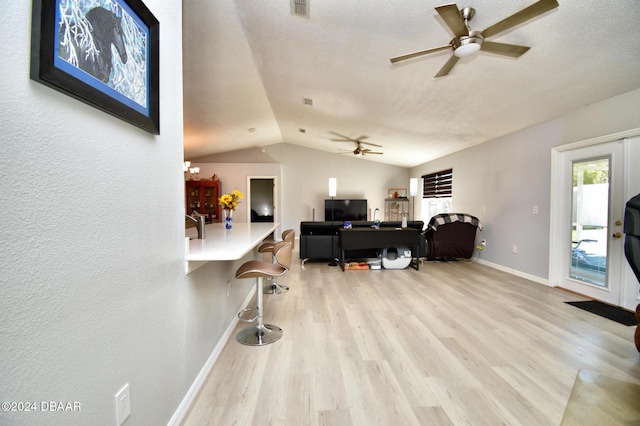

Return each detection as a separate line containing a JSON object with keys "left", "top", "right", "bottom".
{"left": 390, "top": 0, "right": 559, "bottom": 77}
{"left": 329, "top": 132, "right": 383, "bottom": 156}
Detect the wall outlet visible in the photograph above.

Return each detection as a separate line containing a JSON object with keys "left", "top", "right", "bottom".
{"left": 532, "top": 205, "right": 539, "bottom": 215}
{"left": 512, "top": 245, "right": 518, "bottom": 254}
{"left": 115, "top": 383, "right": 131, "bottom": 426}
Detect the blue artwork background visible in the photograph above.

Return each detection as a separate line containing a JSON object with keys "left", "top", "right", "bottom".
{"left": 54, "top": 0, "right": 150, "bottom": 117}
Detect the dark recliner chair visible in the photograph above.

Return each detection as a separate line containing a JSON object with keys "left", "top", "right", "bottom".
{"left": 424, "top": 213, "right": 482, "bottom": 261}
{"left": 623, "top": 193, "right": 640, "bottom": 352}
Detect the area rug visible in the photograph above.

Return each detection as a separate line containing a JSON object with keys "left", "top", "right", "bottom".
{"left": 565, "top": 300, "right": 638, "bottom": 326}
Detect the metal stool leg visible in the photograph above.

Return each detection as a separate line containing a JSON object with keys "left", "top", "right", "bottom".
{"left": 236, "top": 277, "right": 283, "bottom": 346}
{"left": 263, "top": 278, "right": 289, "bottom": 294}
{"left": 263, "top": 255, "right": 289, "bottom": 294}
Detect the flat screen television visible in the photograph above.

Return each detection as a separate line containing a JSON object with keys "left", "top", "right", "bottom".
{"left": 324, "top": 199, "right": 367, "bottom": 221}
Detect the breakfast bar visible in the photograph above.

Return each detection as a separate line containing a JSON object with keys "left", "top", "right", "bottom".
{"left": 185, "top": 222, "right": 279, "bottom": 273}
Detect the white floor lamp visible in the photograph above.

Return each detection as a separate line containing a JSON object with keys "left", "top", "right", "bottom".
{"left": 410, "top": 178, "right": 418, "bottom": 221}
{"left": 328, "top": 177, "right": 338, "bottom": 266}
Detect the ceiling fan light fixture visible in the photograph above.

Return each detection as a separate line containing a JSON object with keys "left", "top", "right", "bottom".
{"left": 452, "top": 32, "right": 483, "bottom": 58}
{"left": 453, "top": 42, "right": 480, "bottom": 57}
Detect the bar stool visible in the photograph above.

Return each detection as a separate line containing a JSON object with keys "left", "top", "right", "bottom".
{"left": 258, "top": 229, "right": 294, "bottom": 294}
{"left": 235, "top": 241, "right": 292, "bottom": 346}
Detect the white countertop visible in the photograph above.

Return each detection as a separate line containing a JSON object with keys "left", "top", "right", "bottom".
{"left": 185, "top": 222, "right": 279, "bottom": 262}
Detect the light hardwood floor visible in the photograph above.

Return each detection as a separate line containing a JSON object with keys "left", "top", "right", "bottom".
{"left": 183, "top": 250, "right": 640, "bottom": 426}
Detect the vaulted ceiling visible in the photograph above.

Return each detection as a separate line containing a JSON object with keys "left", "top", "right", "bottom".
{"left": 182, "top": 0, "right": 640, "bottom": 168}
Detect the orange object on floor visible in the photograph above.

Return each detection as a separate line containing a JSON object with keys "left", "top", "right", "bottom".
{"left": 344, "top": 262, "right": 369, "bottom": 270}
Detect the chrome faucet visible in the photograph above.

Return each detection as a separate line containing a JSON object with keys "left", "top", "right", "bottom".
{"left": 186, "top": 213, "right": 206, "bottom": 239}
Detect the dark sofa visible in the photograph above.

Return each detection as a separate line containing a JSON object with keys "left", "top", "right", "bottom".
{"left": 300, "top": 220, "right": 425, "bottom": 261}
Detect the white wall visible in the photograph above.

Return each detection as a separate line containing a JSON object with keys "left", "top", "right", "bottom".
{"left": 0, "top": 2, "right": 230, "bottom": 425}
{"left": 410, "top": 88, "right": 640, "bottom": 281}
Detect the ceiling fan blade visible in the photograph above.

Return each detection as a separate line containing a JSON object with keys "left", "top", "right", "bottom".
{"left": 330, "top": 131, "right": 381, "bottom": 149}
{"left": 329, "top": 131, "right": 372, "bottom": 143}
{"left": 435, "top": 3, "right": 468, "bottom": 38}
{"left": 363, "top": 151, "right": 383, "bottom": 155}
{"left": 359, "top": 141, "right": 382, "bottom": 148}
{"left": 434, "top": 55, "right": 459, "bottom": 78}
{"left": 331, "top": 138, "right": 366, "bottom": 143}
{"left": 481, "top": 0, "right": 559, "bottom": 39}
{"left": 480, "top": 41, "right": 530, "bottom": 57}
{"left": 329, "top": 131, "right": 363, "bottom": 140}
{"left": 390, "top": 45, "right": 450, "bottom": 63}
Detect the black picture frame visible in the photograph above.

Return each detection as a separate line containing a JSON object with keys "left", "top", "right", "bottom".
{"left": 30, "top": 0, "right": 160, "bottom": 134}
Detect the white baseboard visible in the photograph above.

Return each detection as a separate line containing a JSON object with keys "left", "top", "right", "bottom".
{"left": 167, "top": 287, "right": 256, "bottom": 426}
{"left": 476, "top": 258, "right": 550, "bottom": 287}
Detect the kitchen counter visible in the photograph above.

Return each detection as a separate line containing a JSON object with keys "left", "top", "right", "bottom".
{"left": 185, "top": 222, "right": 279, "bottom": 273}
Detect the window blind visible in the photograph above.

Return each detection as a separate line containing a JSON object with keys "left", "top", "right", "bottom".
{"left": 422, "top": 168, "right": 452, "bottom": 198}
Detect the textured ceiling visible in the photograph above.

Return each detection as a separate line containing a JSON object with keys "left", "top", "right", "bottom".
{"left": 182, "top": 0, "right": 640, "bottom": 168}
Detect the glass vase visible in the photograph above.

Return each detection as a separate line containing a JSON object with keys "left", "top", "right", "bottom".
{"left": 224, "top": 209, "right": 233, "bottom": 230}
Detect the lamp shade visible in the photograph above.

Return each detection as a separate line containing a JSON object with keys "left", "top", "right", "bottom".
{"left": 410, "top": 178, "right": 418, "bottom": 196}
{"left": 328, "top": 178, "right": 337, "bottom": 197}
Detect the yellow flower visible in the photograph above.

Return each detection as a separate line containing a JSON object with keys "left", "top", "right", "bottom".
{"left": 219, "top": 190, "right": 244, "bottom": 210}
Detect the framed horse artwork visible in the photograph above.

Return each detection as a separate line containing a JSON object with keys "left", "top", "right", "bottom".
{"left": 30, "top": 0, "right": 160, "bottom": 134}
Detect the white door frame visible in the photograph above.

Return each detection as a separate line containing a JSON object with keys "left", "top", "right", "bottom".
{"left": 550, "top": 128, "right": 640, "bottom": 309}
{"left": 246, "top": 175, "right": 278, "bottom": 232}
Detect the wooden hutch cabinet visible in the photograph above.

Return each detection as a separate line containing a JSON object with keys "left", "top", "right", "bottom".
{"left": 185, "top": 180, "right": 221, "bottom": 222}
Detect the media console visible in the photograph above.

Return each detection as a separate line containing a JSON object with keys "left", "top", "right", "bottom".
{"left": 300, "top": 221, "right": 425, "bottom": 262}
{"left": 338, "top": 227, "right": 420, "bottom": 270}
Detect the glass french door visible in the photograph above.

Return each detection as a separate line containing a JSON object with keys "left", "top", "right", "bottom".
{"left": 570, "top": 158, "right": 611, "bottom": 287}
{"left": 553, "top": 141, "right": 625, "bottom": 305}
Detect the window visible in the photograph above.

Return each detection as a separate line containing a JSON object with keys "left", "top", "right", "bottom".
{"left": 422, "top": 168, "right": 452, "bottom": 198}
{"left": 421, "top": 168, "right": 453, "bottom": 222}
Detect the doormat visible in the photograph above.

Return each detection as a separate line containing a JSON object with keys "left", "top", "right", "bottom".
{"left": 565, "top": 300, "right": 638, "bottom": 326}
